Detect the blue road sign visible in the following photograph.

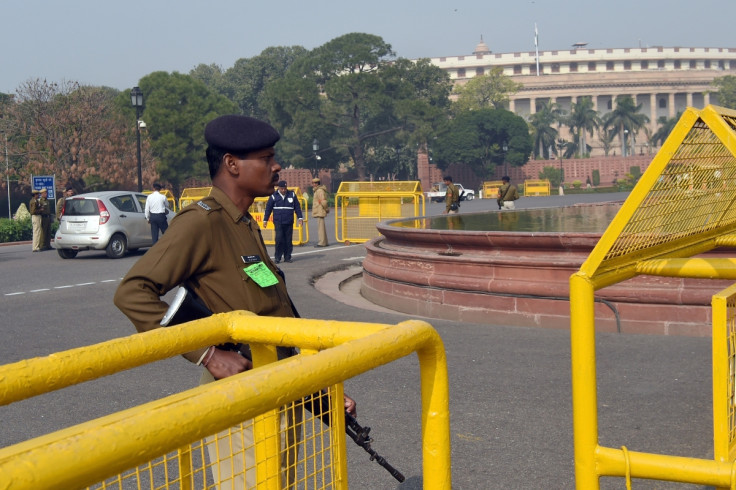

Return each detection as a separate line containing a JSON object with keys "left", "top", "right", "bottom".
{"left": 32, "top": 176, "right": 55, "bottom": 200}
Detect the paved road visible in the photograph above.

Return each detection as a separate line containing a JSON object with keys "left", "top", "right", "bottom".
{"left": 0, "top": 191, "right": 713, "bottom": 489}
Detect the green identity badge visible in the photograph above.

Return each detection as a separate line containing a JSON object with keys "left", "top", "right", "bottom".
{"left": 243, "top": 261, "right": 280, "bottom": 288}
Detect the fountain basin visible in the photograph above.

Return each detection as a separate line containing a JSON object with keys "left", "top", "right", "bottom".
{"left": 361, "top": 203, "right": 731, "bottom": 336}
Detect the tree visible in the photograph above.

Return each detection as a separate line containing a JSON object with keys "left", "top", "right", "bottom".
{"left": 9, "top": 79, "right": 149, "bottom": 190}
{"left": 712, "top": 75, "right": 736, "bottom": 110}
{"left": 597, "top": 127, "right": 616, "bottom": 156}
{"left": 539, "top": 166, "right": 563, "bottom": 188}
{"left": 218, "top": 46, "right": 308, "bottom": 119}
{"left": 651, "top": 113, "right": 681, "bottom": 148}
{"left": 263, "top": 33, "right": 452, "bottom": 180}
{"left": 452, "top": 67, "right": 523, "bottom": 112}
{"left": 565, "top": 97, "right": 600, "bottom": 157}
{"left": 528, "top": 100, "right": 561, "bottom": 159}
{"left": 136, "top": 71, "right": 238, "bottom": 193}
{"left": 602, "top": 95, "right": 649, "bottom": 157}
{"left": 434, "top": 108, "right": 532, "bottom": 178}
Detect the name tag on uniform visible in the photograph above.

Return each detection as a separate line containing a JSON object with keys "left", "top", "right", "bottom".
{"left": 241, "top": 255, "right": 261, "bottom": 264}
{"left": 243, "top": 262, "right": 279, "bottom": 287}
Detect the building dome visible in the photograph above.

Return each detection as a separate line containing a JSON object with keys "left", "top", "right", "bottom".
{"left": 473, "top": 36, "right": 491, "bottom": 55}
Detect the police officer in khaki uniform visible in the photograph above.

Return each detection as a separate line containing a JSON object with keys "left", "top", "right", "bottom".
{"left": 114, "top": 115, "right": 355, "bottom": 487}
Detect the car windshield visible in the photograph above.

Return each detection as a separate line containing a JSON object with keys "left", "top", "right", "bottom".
{"left": 64, "top": 199, "right": 99, "bottom": 216}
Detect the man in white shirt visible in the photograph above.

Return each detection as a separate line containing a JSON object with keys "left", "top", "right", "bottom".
{"left": 144, "top": 182, "right": 170, "bottom": 244}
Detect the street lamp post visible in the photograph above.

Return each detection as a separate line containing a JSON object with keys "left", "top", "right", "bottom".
{"left": 4, "top": 131, "right": 10, "bottom": 219}
{"left": 502, "top": 140, "right": 509, "bottom": 178}
{"left": 557, "top": 138, "right": 566, "bottom": 196}
{"left": 130, "top": 86, "right": 144, "bottom": 193}
{"left": 312, "top": 138, "right": 320, "bottom": 178}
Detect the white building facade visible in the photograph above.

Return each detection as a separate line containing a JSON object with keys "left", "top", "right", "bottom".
{"left": 428, "top": 40, "right": 736, "bottom": 154}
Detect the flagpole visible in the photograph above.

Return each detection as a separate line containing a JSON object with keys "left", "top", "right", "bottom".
{"left": 535, "top": 23, "right": 540, "bottom": 76}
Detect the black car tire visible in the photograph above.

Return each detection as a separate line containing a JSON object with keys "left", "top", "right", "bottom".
{"left": 57, "top": 248, "right": 78, "bottom": 259}
{"left": 106, "top": 233, "right": 128, "bottom": 259}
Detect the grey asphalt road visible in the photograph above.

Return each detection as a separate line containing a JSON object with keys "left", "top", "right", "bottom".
{"left": 0, "top": 191, "right": 714, "bottom": 489}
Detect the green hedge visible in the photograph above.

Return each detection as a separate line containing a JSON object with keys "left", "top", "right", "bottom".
{"left": 0, "top": 218, "right": 60, "bottom": 243}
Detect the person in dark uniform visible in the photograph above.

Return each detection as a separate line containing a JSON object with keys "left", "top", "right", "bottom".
{"left": 263, "top": 180, "right": 303, "bottom": 263}
{"left": 114, "top": 114, "right": 355, "bottom": 488}
{"left": 38, "top": 188, "right": 52, "bottom": 250}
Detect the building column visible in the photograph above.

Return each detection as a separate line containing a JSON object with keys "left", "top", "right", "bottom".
{"left": 669, "top": 93, "right": 676, "bottom": 118}
{"left": 530, "top": 97, "right": 537, "bottom": 114}
{"left": 508, "top": 98, "right": 516, "bottom": 112}
{"left": 650, "top": 93, "right": 658, "bottom": 136}
{"left": 686, "top": 92, "right": 693, "bottom": 108}
{"left": 705, "top": 92, "right": 711, "bottom": 106}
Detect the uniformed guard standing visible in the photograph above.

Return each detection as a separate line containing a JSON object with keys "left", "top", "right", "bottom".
{"left": 263, "top": 180, "right": 303, "bottom": 263}
{"left": 29, "top": 189, "right": 42, "bottom": 252}
{"left": 311, "top": 178, "right": 329, "bottom": 247}
{"left": 114, "top": 115, "right": 355, "bottom": 488}
{"left": 38, "top": 188, "right": 51, "bottom": 250}
{"left": 443, "top": 175, "right": 460, "bottom": 215}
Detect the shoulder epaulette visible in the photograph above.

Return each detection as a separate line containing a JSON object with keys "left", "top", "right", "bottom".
{"left": 197, "top": 201, "right": 211, "bottom": 211}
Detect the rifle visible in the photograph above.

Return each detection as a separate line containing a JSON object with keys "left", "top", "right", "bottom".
{"left": 161, "top": 286, "right": 406, "bottom": 482}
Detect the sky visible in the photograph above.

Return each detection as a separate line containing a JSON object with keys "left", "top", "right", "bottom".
{"left": 2, "top": 0, "right": 735, "bottom": 95}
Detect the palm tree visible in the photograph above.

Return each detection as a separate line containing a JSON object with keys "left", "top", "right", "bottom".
{"left": 528, "top": 100, "right": 562, "bottom": 159}
{"left": 597, "top": 127, "right": 617, "bottom": 156}
{"left": 566, "top": 97, "right": 600, "bottom": 157}
{"left": 651, "top": 112, "right": 682, "bottom": 148}
{"left": 602, "top": 95, "right": 649, "bottom": 157}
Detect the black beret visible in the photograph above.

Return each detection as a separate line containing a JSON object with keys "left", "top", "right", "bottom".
{"left": 278, "top": 180, "right": 287, "bottom": 187}
{"left": 205, "top": 115, "right": 280, "bottom": 153}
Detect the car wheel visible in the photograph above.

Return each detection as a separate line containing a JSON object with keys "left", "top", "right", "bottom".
{"left": 467, "top": 194, "right": 474, "bottom": 201}
{"left": 57, "top": 248, "right": 78, "bottom": 259}
{"left": 106, "top": 233, "right": 128, "bottom": 259}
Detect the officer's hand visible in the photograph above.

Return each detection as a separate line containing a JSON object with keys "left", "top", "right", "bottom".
{"left": 344, "top": 394, "right": 357, "bottom": 417}
{"left": 206, "top": 348, "right": 253, "bottom": 380}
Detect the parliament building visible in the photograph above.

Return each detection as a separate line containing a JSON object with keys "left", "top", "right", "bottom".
{"left": 428, "top": 39, "right": 736, "bottom": 154}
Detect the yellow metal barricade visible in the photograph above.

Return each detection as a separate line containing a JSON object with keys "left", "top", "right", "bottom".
{"left": 143, "top": 189, "right": 178, "bottom": 212}
{"left": 251, "top": 187, "right": 309, "bottom": 246}
{"left": 334, "top": 181, "right": 425, "bottom": 243}
{"left": 179, "top": 186, "right": 213, "bottom": 210}
{"left": 0, "top": 313, "right": 451, "bottom": 489}
{"left": 523, "top": 179, "right": 550, "bottom": 196}
{"left": 571, "top": 105, "right": 736, "bottom": 488}
{"left": 482, "top": 181, "right": 503, "bottom": 200}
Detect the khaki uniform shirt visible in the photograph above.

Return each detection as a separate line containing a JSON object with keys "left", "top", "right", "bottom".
{"left": 114, "top": 186, "right": 296, "bottom": 363}
{"left": 312, "top": 185, "right": 329, "bottom": 218}
{"left": 445, "top": 183, "right": 459, "bottom": 213}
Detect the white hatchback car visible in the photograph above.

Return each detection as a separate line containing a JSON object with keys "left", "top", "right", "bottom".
{"left": 54, "top": 190, "right": 172, "bottom": 259}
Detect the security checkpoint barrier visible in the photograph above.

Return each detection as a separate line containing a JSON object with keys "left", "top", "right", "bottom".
{"left": 251, "top": 187, "right": 309, "bottom": 246}
{"left": 570, "top": 105, "right": 736, "bottom": 488}
{"left": 0, "top": 313, "right": 450, "bottom": 489}
{"left": 522, "top": 179, "right": 550, "bottom": 196}
{"left": 143, "top": 188, "right": 178, "bottom": 212}
{"left": 334, "top": 181, "right": 425, "bottom": 244}
{"left": 481, "top": 181, "right": 503, "bottom": 200}
{"left": 179, "top": 186, "right": 213, "bottom": 210}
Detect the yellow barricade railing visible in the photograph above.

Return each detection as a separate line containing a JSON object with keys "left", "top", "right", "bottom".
{"left": 523, "top": 179, "right": 550, "bottom": 196}
{"left": 179, "top": 186, "right": 213, "bottom": 210}
{"left": 0, "top": 313, "right": 450, "bottom": 490}
{"left": 334, "top": 181, "right": 425, "bottom": 244}
{"left": 571, "top": 105, "right": 736, "bottom": 488}
{"left": 251, "top": 187, "right": 309, "bottom": 246}
{"left": 482, "top": 181, "right": 503, "bottom": 200}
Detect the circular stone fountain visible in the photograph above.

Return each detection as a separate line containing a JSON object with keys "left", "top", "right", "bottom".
{"left": 361, "top": 203, "right": 732, "bottom": 336}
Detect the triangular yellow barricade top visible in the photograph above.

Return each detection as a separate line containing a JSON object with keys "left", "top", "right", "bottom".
{"left": 579, "top": 104, "right": 736, "bottom": 287}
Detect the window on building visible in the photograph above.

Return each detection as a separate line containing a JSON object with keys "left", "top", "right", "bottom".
{"left": 674, "top": 60, "right": 681, "bottom": 69}
{"left": 552, "top": 63, "right": 560, "bottom": 73}
{"left": 607, "top": 100, "right": 613, "bottom": 110}
{"left": 458, "top": 56, "right": 465, "bottom": 61}
{"left": 514, "top": 65, "right": 522, "bottom": 74}
{"left": 606, "top": 61, "right": 614, "bottom": 71}
{"left": 658, "top": 60, "right": 665, "bottom": 69}
{"left": 457, "top": 68, "right": 466, "bottom": 78}
{"left": 659, "top": 98, "right": 667, "bottom": 109}
{"left": 476, "top": 67, "right": 484, "bottom": 76}
{"left": 624, "top": 61, "right": 631, "bottom": 70}
{"left": 731, "top": 61, "right": 736, "bottom": 70}
{"left": 705, "top": 60, "right": 711, "bottom": 69}
{"left": 690, "top": 60, "right": 697, "bottom": 69}
{"left": 588, "top": 62, "right": 596, "bottom": 71}
{"left": 641, "top": 60, "right": 649, "bottom": 69}
{"left": 719, "top": 60, "right": 725, "bottom": 69}
{"left": 570, "top": 62, "right": 578, "bottom": 72}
